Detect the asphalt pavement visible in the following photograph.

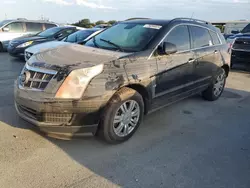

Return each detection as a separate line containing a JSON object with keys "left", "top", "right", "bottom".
{"left": 0, "top": 52, "right": 250, "bottom": 188}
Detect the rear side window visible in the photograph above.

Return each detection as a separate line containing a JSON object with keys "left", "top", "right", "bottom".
{"left": 209, "top": 31, "right": 221, "bottom": 45}
{"left": 164, "top": 25, "right": 190, "bottom": 51}
{"left": 4, "top": 22, "right": 23, "bottom": 32}
{"left": 26, "top": 22, "right": 43, "bottom": 32}
{"left": 45, "top": 23, "right": 57, "bottom": 29}
{"left": 190, "top": 26, "right": 213, "bottom": 48}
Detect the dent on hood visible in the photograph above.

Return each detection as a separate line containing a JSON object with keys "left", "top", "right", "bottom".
{"left": 27, "top": 44, "right": 129, "bottom": 82}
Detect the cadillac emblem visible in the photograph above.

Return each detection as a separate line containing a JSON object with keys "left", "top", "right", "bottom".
{"left": 20, "top": 71, "right": 31, "bottom": 84}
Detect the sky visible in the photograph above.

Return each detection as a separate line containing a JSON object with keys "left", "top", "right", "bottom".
{"left": 1, "top": 0, "right": 250, "bottom": 23}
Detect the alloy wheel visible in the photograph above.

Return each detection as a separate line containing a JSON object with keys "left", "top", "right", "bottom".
{"left": 113, "top": 100, "right": 140, "bottom": 137}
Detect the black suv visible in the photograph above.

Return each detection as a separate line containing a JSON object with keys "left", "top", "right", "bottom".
{"left": 228, "top": 23, "right": 250, "bottom": 68}
{"left": 8, "top": 26, "right": 78, "bottom": 58}
{"left": 14, "top": 18, "right": 230, "bottom": 143}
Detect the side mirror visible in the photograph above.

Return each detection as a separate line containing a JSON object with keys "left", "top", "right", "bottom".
{"left": 162, "top": 42, "right": 177, "bottom": 55}
{"left": 231, "top": 30, "right": 240, "bottom": 34}
{"left": 2, "top": 27, "right": 9, "bottom": 32}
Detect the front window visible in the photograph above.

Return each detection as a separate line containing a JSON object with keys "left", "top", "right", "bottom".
{"left": 85, "top": 23, "right": 162, "bottom": 52}
{"left": 37, "top": 27, "right": 62, "bottom": 37}
{"left": 0, "top": 20, "right": 10, "bottom": 28}
{"left": 241, "top": 23, "right": 250, "bottom": 33}
{"left": 66, "top": 30, "right": 96, "bottom": 43}
{"left": 4, "top": 22, "right": 23, "bottom": 32}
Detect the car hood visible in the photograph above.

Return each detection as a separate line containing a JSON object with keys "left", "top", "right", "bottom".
{"left": 26, "top": 41, "right": 70, "bottom": 54}
{"left": 12, "top": 35, "right": 49, "bottom": 44}
{"left": 228, "top": 33, "right": 250, "bottom": 40}
{"left": 27, "top": 44, "right": 130, "bottom": 71}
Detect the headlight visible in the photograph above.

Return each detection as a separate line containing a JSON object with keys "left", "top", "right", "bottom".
{"left": 55, "top": 64, "right": 104, "bottom": 99}
{"left": 16, "top": 41, "right": 33, "bottom": 48}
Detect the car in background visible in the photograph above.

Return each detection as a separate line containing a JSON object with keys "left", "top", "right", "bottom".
{"left": 7, "top": 26, "right": 78, "bottom": 58}
{"left": 224, "top": 21, "right": 249, "bottom": 39}
{"left": 227, "top": 23, "right": 250, "bottom": 68}
{"left": 15, "top": 18, "right": 230, "bottom": 143}
{"left": 0, "top": 18, "right": 58, "bottom": 51}
{"left": 24, "top": 28, "right": 103, "bottom": 61}
{"left": 94, "top": 24, "right": 110, "bottom": 29}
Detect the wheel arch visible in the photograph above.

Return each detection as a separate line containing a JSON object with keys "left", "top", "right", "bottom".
{"left": 221, "top": 64, "right": 229, "bottom": 77}
{"left": 125, "top": 84, "right": 151, "bottom": 114}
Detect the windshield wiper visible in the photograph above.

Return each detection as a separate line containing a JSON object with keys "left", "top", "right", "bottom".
{"left": 100, "top": 38, "right": 124, "bottom": 52}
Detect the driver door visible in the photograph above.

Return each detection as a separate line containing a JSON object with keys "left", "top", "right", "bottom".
{"left": 152, "top": 25, "right": 197, "bottom": 108}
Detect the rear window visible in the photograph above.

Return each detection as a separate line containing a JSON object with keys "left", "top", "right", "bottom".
{"left": 190, "top": 26, "right": 213, "bottom": 48}
{"left": 209, "top": 31, "right": 221, "bottom": 45}
{"left": 26, "top": 22, "right": 43, "bottom": 32}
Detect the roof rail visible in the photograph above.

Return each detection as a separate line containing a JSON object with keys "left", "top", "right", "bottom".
{"left": 171, "top": 17, "right": 212, "bottom": 25}
{"left": 17, "top": 18, "right": 27, "bottom": 21}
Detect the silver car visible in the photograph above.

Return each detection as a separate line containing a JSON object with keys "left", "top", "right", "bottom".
{"left": 0, "top": 18, "right": 58, "bottom": 51}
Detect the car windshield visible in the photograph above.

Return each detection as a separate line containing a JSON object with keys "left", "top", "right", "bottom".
{"left": 38, "top": 27, "right": 62, "bottom": 37}
{"left": 85, "top": 23, "right": 162, "bottom": 52}
{"left": 66, "top": 30, "right": 96, "bottom": 42}
{"left": 0, "top": 20, "right": 11, "bottom": 28}
{"left": 241, "top": 23, "right": 250, "bottom": 33}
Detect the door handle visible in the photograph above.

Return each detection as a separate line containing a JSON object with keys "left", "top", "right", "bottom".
{"left": 188, "top": 58, "right": 195, "bottom": 63}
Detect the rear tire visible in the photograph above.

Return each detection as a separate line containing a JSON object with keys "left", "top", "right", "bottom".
{"left": 99, "top": 87, "right": 144, "bottom": 144}
{"left": 202, "top": 68, "right": 226, "bottom": 101}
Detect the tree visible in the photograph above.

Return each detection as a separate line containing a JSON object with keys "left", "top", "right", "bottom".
{"left": 108, "top": 20, "right": 117, "bottom": 25}
{"left": 73, "top": 19, "right": 92, "bottom": 28}
{"left": 95, "top": 20, "right": 106, "bottom": 25}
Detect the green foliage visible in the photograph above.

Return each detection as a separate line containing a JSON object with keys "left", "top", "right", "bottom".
{"left": 73, "top": 19, "right": 117, "bottom": 28}
{"left": 95, "top": 20, "right": 105, "bottom": 25}
{"left": 108, "top": 20, "right": 117, "bottom": 25}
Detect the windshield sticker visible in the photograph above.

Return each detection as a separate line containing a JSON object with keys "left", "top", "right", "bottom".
{"left": 143, "top": 24, "right": 162, "bottom": 30}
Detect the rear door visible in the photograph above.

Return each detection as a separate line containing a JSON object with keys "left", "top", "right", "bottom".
{"left": 189, "top": 25, "right": 218, "bottom": 86}
{"left": 153, "top": 25, "right": 196, "bottom": 104}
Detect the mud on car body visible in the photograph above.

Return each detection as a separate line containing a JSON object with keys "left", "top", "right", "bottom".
{"left": 15, "top": 18, "right": 230, "bottom": 143}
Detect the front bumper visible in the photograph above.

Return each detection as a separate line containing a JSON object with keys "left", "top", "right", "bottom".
{"left": 231, "top": 49, "right": 250, "bottom": 65}
{"left": 14, "top": 83, "right": 102, "bottom": 139}
{"left": 7, "top": 45, "right": 25, "bottom": 58}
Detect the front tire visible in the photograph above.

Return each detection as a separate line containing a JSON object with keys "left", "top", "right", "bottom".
{"left": 99, "top": 87, "right": 144, "bottom": 144}
{"left": 202, "top": 68, "right": 226, "bottom": 101}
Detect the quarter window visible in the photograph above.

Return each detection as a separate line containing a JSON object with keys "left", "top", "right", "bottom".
{"left": 26, "top": 22, "right": 43, "bottom": 32}
{"left": 209, "top": 31, "right": 221, "bottom": 45}
{"left": 190, "top": 26, "right": 213, "bottom": 48}
{"left": 4, "top": 22, "right": 23, "bottom": 32}
{"left": 164, "top": 25, "right": 191, "bottom": 51}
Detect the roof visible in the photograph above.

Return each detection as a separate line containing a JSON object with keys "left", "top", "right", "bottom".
{"left": 0, "top": 19, "right": 57, "bottom": 24}
{"left": 123, "top": 19, "right": 171, "bottom": 26}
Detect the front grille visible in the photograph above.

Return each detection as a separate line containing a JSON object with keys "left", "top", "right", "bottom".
{"left": 19, "top": 64, "right": 57, "bottom": 90}
{"left": 17, "top": 104, "right": 73, "bottom": 123}
{"left": 44, "top": 113, "right": 73, "bottom": 123}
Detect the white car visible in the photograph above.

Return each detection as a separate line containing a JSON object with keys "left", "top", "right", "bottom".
{"left": 24, "top": 28, "right": 103, "bottom": 61}
{"left": 0, "top": 19, "right": 58, "bottom": 51}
